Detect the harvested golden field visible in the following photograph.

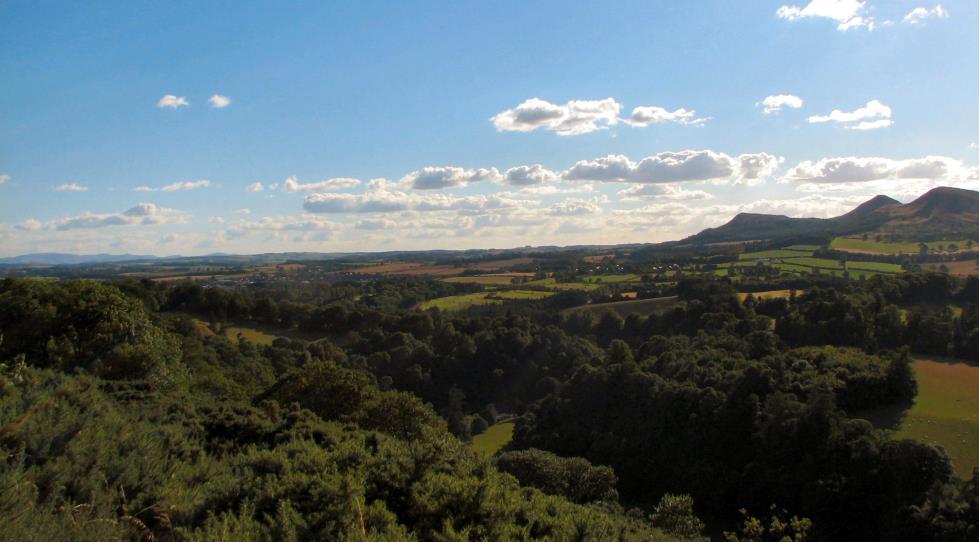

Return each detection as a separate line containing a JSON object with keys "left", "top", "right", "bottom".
{"left": 443, "top": 273, "right": 535, "bottom": 285}
{"left": 347, "top": 262, "right": 461, "bottom": 276}
{"left": 466, "top": 257, "right": 536, "bottom": 271}
{"left": 253, "top": 263, "right": 306, "bottom": 273}
{"left": 923, "top": 259, "right": 979, "bottom": 276}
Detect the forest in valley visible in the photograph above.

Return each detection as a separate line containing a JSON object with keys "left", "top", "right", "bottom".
{"left": 1, "top": 271, "right": 978, "bottom": 541}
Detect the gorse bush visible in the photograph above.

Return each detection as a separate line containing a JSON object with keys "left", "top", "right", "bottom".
{"left": 1, "top": 275, "right": 977, "bottom": 541}
{"left": 0, "top": 279, "right": 675, "bottom": 541}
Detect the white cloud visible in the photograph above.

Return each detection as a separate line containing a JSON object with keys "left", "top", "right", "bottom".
{"left": 738, "top": 153, "right": 784, "bottom": 183}
{"left": 848, "top": 119, "right": 894, "bottom": 131}
{"left": 0, "top": 174, "right": 9, "bottom": 185}
{"left": 55, "top": 183, "right": 88, "bottom": 192}
{"left": 401, "top": 167, "right": 500, "bottom": 190}
{"left": 355, "top": 219, "right": 397, "bottom": 230}
{"left": 625, "top": 106, "right": 708, "bottom": 127}
{"left": 777, "top": 0, "right": 874, "bottom": 30}
{"left": 157, "top": 95, "right": 189, "bottom": 109}
{"left": 808, "top": 99, "right": 892, "bottom": 130}
{"left": 282, "top": 176, "right": 362, "bottom": 192}
{"left": 563, "top": 150, "right": 781, "bottom": 185}
{"left": 971, "top": 142, "right": 978, "bottom": 150}
{"left": 133, "top": 179, "right": 210, "bottom": 192}
{"left": 18, "top": 203, "right": 184, "bottom": 231}
{"left": 490, "top": 97, "right": 621, "bottom": 136}
{"left": 208, "top": 94, "right": 232, "bottom": 108}
{"left": 246, "top": 182, "right": 264, "bottom": 192}
{"left": 904, "top": 5, "right": 947, "bottom": 24}
{"left": 759, "top": 94, "right": 804, "bottom": 114}
{"left": 783, "top": 155, "right": 969, "bottom": 184}
{"left": 617, "top": 184, "right": 714, "bottom": 201}
{"left": 225, "top": 215, "right": 342, "bottom": 241}
{"left": 303, "top": 181, "right": 532, "bottom": 214}
{"left": 502, "top": 164, "right": 560, "bottom": 186}
{"left": 499, "top": 184, "right": 596, "bottom": 197}
{"left": 549, "top": 197, "right": 607, "bottom": 217}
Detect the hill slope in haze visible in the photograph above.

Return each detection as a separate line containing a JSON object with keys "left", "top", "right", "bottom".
{"left": 684, "top": 187, "right": 979, "bottom": 244}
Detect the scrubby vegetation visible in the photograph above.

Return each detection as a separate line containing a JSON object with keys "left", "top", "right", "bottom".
{"left": 2, "top": 272, "right": 978, "bottom": 540}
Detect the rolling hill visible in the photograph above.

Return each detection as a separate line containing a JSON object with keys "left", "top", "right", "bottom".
{"left": 684, "top": 187, "right": 979, "bottom": 244}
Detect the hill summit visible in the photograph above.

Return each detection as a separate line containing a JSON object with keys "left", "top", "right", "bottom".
{"left": 684, "top": 186, "right": 979, "bottom": 244}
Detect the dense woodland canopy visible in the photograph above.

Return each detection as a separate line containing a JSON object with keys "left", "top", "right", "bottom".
{"left": 1, "top": 273, "right": 978, "bottom": 541}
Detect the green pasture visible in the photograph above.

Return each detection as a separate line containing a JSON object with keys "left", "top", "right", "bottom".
{"left": 492, "top": 290, "right": 554, "bottom": 300}
{"left": 222, "top": 326, "right": 280, "bottom": 346}
{"left": 525, "top": 277, "right": 604, "bottom": 291}
{"left": 420, "top": 290, "right": 554, "bottom": 311}
{"left": 471, "top": 421, "right": 515, "bottom": 457}
{"left": 832, "top": 237, "right": 976, "bottom": 255}
{"left": 866, "top": 358, "right": 979, "bottom": 478}
{"left": 739, "top": 249, "right": 814, "bottom": 260}
{"left": 580, "top": 273, "right": 643, "bottom": 283}
{"left": 565, "top": 296, "right": 681, "bottom": 318}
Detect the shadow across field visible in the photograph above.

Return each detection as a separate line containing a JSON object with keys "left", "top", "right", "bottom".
{"left": 862, "top": 356, "right": 979, "bottom": 478}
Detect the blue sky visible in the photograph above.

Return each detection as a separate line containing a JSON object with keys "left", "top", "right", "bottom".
{"left": 1, "top": 0, "right": 977, "bottom": 256}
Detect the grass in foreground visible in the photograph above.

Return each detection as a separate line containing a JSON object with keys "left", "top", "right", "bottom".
{"left": 865, "top": 357, "right": 979, "bottom": 478}
{"left": 471, "top": 421, "right": 515, "bottom": 457}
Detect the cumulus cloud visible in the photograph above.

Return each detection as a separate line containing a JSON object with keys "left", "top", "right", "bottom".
{"left": 904, "top": 5, "right": 947, "bottom": 24}
{"left": 563, "top": 151, "right": 782, "bottom": 185}
{"left": 625, "top": 106, "right": 709, "bottom": 127}
{"left": 157, "top": 95, "right": 189, "bottom": 109}
{"left": 355, "top": 219, "right": 398, "bottom": 230}
{"left": 208, "top": 94, "right": 232, "bottom": 108}
{"left": 617, "top": 184, "right": 714, "bottom": 201}
{"left": 502, "top": 164, "right": 560, "bottom": 186}
{"left": 549, "top": 197, "right": 606, "bottom": 217}
{"left": 759, "top": 94, "right": 804, "bottom": 114}
{"left": 808, "top": 99, "right": 892, "bottom": 130}
{"left": 738, "top": 153, "right": 785, "bottom": 183}
{"left": 401, "top": 167, "right": 500, "bottom": 190}
{"left": 303, "top": 181, "right": 531, "bottom": 214}
{"left": 499, "top": 184, "right": 596, "bottom": 197}
{"left": 55, "top": 183, "right": 88, "bottom": 192}
{"left": 18, "top": 203, "right": 184, "bottom": 231}
{"left": 783, "top": 156, "right": 968, "bottom": 184}
{"left": 246, "top": 182, "right": 264, "bottom": 192}
{"left": 133, "top": 179, "right": 210, "bottom": 192}
{"left": 490, "top": 97, "right": 621, "bottom": 136}
{"left": 282, "top": 176, "right": 361, "bottom": 192}
{"left": 225, "top": 214, "right": 342, "bottom": 241}
{"left": 777, "top": 0, "right": 874, "bottom": 30}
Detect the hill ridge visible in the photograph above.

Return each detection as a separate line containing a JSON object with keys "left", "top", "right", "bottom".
{"left": 683, "top": 186, "right": 979, "bottom": 244}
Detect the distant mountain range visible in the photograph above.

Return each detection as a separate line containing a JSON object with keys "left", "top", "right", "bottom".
{"left": 0, "top": 253, "right": 162, "bottom": 265}
{"left": 4, "top": 187, "right": 978, "bottom": 265}
{"left": 683, "top": 186, "right": 979, "bottom": 244}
